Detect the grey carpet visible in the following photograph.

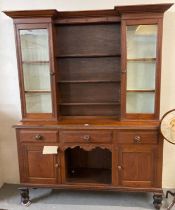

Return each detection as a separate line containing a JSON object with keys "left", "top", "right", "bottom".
{"left": 0, "top": 184, "right": 174, "bottom": 210}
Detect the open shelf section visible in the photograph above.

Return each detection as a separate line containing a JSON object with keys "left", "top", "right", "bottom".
{"left": 66, "top": 168, "right": 111, "bottom": 184}
{"left": 57, "top": 57, "right": 120, "bottom": 82}
{"left": 58, "top": 80, "right": 120, "bottom": 84}
{"left": 60, "top": 102, "right": 120, "bottom": 106}
{"left": 60, "top": 104, "right": 120, "bottom": 116}
{"left": 65, "top": 147, "right": 112, "bottom": 184}
{"left": 59, "top": 83, "right": 120, "bottom": 103}
{"left": 56, "top": 54, "right": 121, "bottom": 58}
{"left": 56, "top": 22, "right": 121, "bottom": 117}
{"left": 56, "top": 23, "right": 120, "bottom": 56}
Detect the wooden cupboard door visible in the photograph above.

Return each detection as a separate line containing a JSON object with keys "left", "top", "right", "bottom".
{"left": 118, "top": 146, "right": 156, "bottom": 187}
{"left": 15, "top": 23, "right": 58, "bottom": 121}
{"left": 21, "top": 144, "right": 60, "bottom": 184}
{"left": 121, "top": 18, "right": 162, "bottom": 120}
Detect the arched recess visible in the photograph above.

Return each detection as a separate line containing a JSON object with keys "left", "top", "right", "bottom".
{"left": 63, "top": 145, "right": 112, "bottom": 184}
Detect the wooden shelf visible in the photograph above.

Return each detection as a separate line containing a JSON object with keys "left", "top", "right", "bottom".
{"left": 56, "top": 53, "right": 121, "bottom": 58}
{"left": 58, "top": 80, "right": 120, "bottom": 84}
{"left": 60, "top": 102, "right": 120, "bottom": 106}
{"left": 127, "top": 89, "right": 155, "bottom": 92}
{"left": 25, "top": 90, "right": 51, "bottom": 93}
{"left": 66, "top": 168, "right": 111, "bottom": 184}
{"left": 22, "top": 61, "right": 50, "bottom": 64}
{"left": 127, "top": 58, "right": 156, "bottom": 62}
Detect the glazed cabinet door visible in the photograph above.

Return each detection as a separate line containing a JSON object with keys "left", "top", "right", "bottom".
{"left": 121, "top": 18, "right": 162, "bottom": 120}
{"left": 20, "top": 144, "right": 60, "bottom": 184}
{"left": 118, "top": 146, "right": 156, "bottom": 188}
{"left": 15, "top": 23, "right": 57, "bottom": 120}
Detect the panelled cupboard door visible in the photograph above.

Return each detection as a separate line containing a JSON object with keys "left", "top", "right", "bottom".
{"left": 21, "top": 144, "right": 59, "bottom": 184}
{"left": 118, "top": 146, "right": 156, "bottom": 188}
{"left": 15, "top": 23, "right": 57, "bottom": 120}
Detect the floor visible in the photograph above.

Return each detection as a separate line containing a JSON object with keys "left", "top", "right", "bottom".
{"left": 0, "top": 184, "right": 174, "bottom": 210}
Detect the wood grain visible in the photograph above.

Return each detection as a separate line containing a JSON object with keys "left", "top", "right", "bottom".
{"left": 60, "top": 130, "right": 112, "bottom": 143}
{"left": 56, "top": 24, "right": 120, "bottom": 56}
{"left": 19, "top": 129, "right": 58, "bottom": 142}
{"left": 115, "top": 130, "right": 158, "bottom": 144}
{"left": 57, "top": 57, "right": 121, "bottom": 82}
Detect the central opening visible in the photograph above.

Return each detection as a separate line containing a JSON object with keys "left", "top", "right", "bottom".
{"left": 65, "top": 147, "right": 112, "bottom": 184}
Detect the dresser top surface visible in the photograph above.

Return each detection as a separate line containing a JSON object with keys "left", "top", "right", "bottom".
{"left": 14, "top": 118, "right": 160, "bottom": 130}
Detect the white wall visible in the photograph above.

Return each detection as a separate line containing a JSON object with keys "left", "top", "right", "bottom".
{"left": 0, "top": 172, "right": 3, "bottom": 188}
{"left": 0, "top": 8, "right": 21, "bottom": 185}
{"left": 0, "top": 146, "right": 3, "bottom": 187}
{"left": 0, "top": 0, "right": 175, "bottom": 188}
{"left": 161, "top": 10, "right": 175, "bottom": 188}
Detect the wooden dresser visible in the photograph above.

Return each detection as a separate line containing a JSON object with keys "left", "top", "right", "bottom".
{"left": 4, "top": 4, "right": 173, "bottom": 209}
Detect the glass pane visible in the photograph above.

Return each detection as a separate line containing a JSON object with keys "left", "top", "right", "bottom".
{"left": 126, "top": 92, "right": 155, "bottom": 113}
{"left": 23, "top": 63, "right": 51, "bottom": 91}
{"left": 127, "top": 25, "right": 157, "bottom": 59}
{"left": 127, "top": 61, "right": 156, "bottom": 90}
{"left": 25, "top": 93, "right": 52, "bottom": 113}
{"left": 20, "top": 29, "right": 49, "bottom": 61}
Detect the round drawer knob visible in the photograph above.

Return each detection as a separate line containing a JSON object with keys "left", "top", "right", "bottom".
{"left": 55, "top": 163, "right": 59, "bottom": 168}
{"left": 134, "top": 135, "right": 141, "bottom": 143}
{"left": 118, "top": 165, "right": 122, "bottom": 170}
{"left": 83, "top": 135, "right": 91, "bottom": 142}
{"left": 35, "top": 134, "right": 43, "bottom": 141}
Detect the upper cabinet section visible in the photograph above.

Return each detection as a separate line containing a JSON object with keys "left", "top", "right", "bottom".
{"left": 56, "top": 23, "right": 121, "bottom": 118}
{"left": 4, "top": 4, "right": 173, "bottom": 121}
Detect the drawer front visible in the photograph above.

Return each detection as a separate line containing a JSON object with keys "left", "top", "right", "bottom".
{"left": 117, "top": 130, "right": 158, "bottom": 144}
{"left": 18, "top": 129, "right": 58, "bottom": 143}
{"left": 60, "top": 130, "right": 112, "bottom": 143}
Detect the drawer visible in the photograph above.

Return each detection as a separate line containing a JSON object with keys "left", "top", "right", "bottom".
{"left": 18, "top": 129, "right": 58, "bottom": 143}
{"left": 60, "top": 130, "right": 112, "bottom": 143}
{"left": 117, "top": 130, "right": 158, "bottom": 144}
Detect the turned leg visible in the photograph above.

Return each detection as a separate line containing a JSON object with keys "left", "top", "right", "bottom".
{"left": 153, "top": 193, "right": 163, "bottom": 210}
{"left": 18, "top": 188, "right": 31, "bottom": 206}
{"left": 166, "top": 191, "right": 175, "bottom": 210}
